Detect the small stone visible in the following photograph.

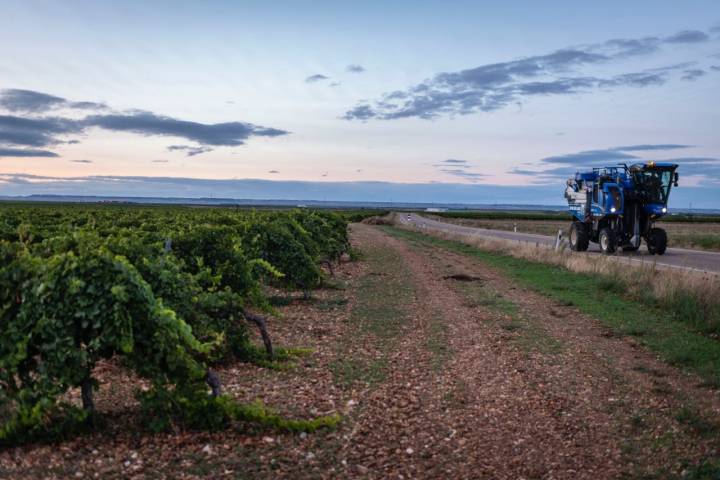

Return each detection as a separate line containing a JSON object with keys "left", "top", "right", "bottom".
{"left": 406, "top": 447, "right": 414, "bottom": 455}
{"left": 123, "top": 460, "right": 131, "bottom": 468}
{"left": 263, "top": 436, "right": 275, "bottom": 443}
{"left": 306, "top": 452, "right": 316, "bottom": 460}
{"left": 131, "top": 452, "right": 138, "bottom": 459}
{"left": 299, "top": 432, "right": 308, "bottom": 440}
{"left": 340, "top": 253, "right": 351, "bottom": 263}
{"left": 202, "top": 444, "right": 212, "bottom": 455}
{"left": 74, "top": 472, "right": 83, "bottom": 478}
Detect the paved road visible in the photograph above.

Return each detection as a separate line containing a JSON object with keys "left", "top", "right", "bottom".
{"left": 399, "top": 213, "right": 720, "bottom": 276}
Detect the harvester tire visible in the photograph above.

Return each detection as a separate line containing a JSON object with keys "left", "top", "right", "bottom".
{"left": 647, "top": 228, "right": 667, "bottom": 255}
{"left": 599, "top": 228, "right": 616, "bottom": 254}
{"left": 569, "top": 222, "right": 589, "bottom": 252}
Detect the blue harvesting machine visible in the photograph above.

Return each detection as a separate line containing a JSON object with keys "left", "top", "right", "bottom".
{"left": 564, "top": 162, "right": 679, "bottom": 254}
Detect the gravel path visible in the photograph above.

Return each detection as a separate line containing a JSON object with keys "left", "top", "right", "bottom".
{"left": 337, "top": 224, "right": 720, "bottom": 478}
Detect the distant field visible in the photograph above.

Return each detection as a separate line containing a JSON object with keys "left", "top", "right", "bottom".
{"left": 426, "top": 212, "right": 720, "bottom": 252}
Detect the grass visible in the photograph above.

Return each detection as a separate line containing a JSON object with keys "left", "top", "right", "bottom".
{"left": 425, "top": 307, "right": 451, "bottom": 371}
{"left": 329, "top": 238, "right": 416, "bottom": 386}
{"left": 383, "top": 226, "right": 720, "bottom": 387}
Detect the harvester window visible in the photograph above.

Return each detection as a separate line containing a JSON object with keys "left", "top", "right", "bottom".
{"left": 592, "top": 183, "right": 598, "bottom": 203}
{"left": 634, "top": 169, "right": 673, "bottom": 203}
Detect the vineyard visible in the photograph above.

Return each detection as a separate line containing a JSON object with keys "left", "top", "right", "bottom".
{"left": 0, "top": 204, "right": 352, "bottom": 445}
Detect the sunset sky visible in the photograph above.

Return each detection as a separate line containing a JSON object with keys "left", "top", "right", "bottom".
{"left": 1, "top": 1, "right": 719, "bottom": 206}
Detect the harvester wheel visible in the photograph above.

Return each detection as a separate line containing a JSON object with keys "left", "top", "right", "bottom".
{"left": 647, "top": 227, "right": 667, "bottom": 255}
{"left": 599, "top": 228, "right": 616, "bottom": 254}
{"left": 569, "top": 222, "right": 589, "bottom": 252}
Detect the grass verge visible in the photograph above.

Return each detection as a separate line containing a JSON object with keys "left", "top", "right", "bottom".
{"left": 382, "top": 226, "right": 720, "bottom": 387}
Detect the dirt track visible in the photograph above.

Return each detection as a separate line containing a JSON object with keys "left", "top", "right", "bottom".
{"left": 1, "top": 223, "right": 718, "bottom": 479}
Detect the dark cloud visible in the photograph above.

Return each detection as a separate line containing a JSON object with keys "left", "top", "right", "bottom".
{"left": 329, "top": 81, "right": 342, "bottom": 87}
{"left": 0, "top": 115, "right": 83, "bottom": 147}
{"left": 0, "top": 89, "right": 65, "bottom": 113}
{"left": 71, "top": 159, "right": 93, "bottom": 163}
{"left": 152, "top": 159, "right": 168, "bottom": 163}
{"left": 681, "top": 69, "right": 706, "bottom": 80}
{"left": 611, "top": 144, "right": 692, "bottom": 151}
{"left": 268, "top": 170, "right": 279, "bottom": 174}
{"left": 85, "top": 112, "right": 288, "bottom": 146}
{"left": 346, "top": 64, "right": 366, "bottom": 73}
{"left": 0, "top": 89, "right": 289, "bottom": 157}
{"left": 0, "top": 147, "right": 59, "bottom": 157}
{"left": 167, "top": 144, "right": 214, "bottom": 156}
{"left": 539, "top": 144, "right": 692, "bottom": 166}
{"left": 0, "top": 89, "right": 106, "bottom": 113}
{"left": 305, "top": 74, "right": 330, "bottom": 83}
{"left": 664, "top": 30, "right": 710, "bottom": 43}
{"left": 711, "top": 66, "right": 720, "bottom": 71}
{"left": 442, "top": 159, "right": 468, "bottom": 164}
{"left": 344, "top": 28, "right": 712, "bottom": 120}
{"left": 511, "top": 145, "right": 720, "bottom": 185}
{"left": 541, "top": 149, "right": 638, "bottom": 165}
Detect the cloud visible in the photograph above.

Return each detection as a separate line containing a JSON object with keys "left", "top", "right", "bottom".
{"left": 344, "top": 27, "right": 713, "bottom": 120}
{"left": 152, "top": 159, "right": 168, "bottom": 163}
{"left": 268, "top": 170, "right": 279, "bottom": 174}
{"left": 681, "top": 69, "right": 706, "bottom": 80}
{"left": 0, "top": 115, "right": 83, "bottom": 147}
{"left": 711, "top": 66, "right": 720, "bottom": 71}
{"left": 346, "top": 64, "right": 366, "bottom": 73}
{"left": 432, "top": 158, "right": 484, "bottom": 182}
{"left": 511, "top": 145, "right": 720, "bottom": 186}
{"left": 439, "top": 169, "right": 485, "bottom": 182}
{"left": 0, "top": 89, "right": 289, "bottom": 157}
{"left": 329, "top": 81, "right": 342, "bottom": 87}
{"left": 0, "top": 147, "right": 59, "bottom": 157}
{"left": 0, "top": 89, "right": 106, "bottom": 113}
{"left": 70, "top": 159, "right": 92, "bottom": 163}
{"left": 541, "top": 149, "right": 638, "bottom": 165}
{"left": 611, "top": 144, "right": 692, "bottom": 151}
{"left": 664, "top": 30, "right": 710, "bottom": 43}
{"left": 305, "top": 74, "right": 330, "bottom": 83}
{"left": 167, "top": 144, "right": 214, "bottom": 156}
{"left": 84, "top": 112, "right": 288, "bottom": 146}
{"left": 539, "top": 144, "right": 692, "bottom": 166}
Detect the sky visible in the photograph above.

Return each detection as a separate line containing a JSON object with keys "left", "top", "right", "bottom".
{"left": 1, "top": 0, "right": 719, "bottom": 207}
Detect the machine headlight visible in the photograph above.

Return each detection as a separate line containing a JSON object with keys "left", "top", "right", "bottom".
{"left": 610, "top": 207, "right": 617, "bottom": 213}
{"left": 662, "top": 207, "right": 667, "bottom": 213}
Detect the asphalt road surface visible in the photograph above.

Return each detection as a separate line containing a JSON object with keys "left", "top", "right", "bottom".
{"left": 399, "top": 213, "right": 720, "bottom": 276}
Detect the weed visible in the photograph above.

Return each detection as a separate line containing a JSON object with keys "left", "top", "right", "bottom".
{"left": 674, "top": 406, "right": 719, "bottom": 438}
